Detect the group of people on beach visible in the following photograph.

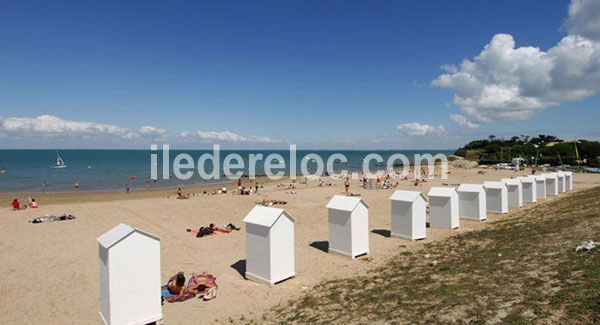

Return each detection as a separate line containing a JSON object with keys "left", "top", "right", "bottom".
{"left": 10, "top": 197, "right": 38, "bottom": 210}
{"left": 162, "top": 272, "right": 218, "bottom": 303}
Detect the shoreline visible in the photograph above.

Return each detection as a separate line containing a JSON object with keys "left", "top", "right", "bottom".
{"left": 0, "top": 177, "right": 274, "bottom": 205}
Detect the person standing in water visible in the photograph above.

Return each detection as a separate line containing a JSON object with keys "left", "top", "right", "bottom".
{"left": 42, "top": 181, "right": 47, "bottom": 193}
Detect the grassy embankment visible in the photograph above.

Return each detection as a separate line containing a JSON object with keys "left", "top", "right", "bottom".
{"left": 258, "top": 187, "right": 600, "bottom": 323}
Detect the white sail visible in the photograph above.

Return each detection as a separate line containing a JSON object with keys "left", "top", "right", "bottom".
{"left": 53, "top": 152, "right": 67, "bottom": 168}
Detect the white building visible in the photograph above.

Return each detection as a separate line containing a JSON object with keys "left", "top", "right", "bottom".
{"left": 534, "top": 175, "right": 547, "bottom": 199}
{"left": 544, "top": 173, "right": 559, "bottom": 196}
{"left": 556, "top": 171, "right": 566, "bottom": 193}
{"left": 456, "top": 184, "right": 487, "bottom": 221}
{"left": 517, "top": 176, "right": 537, "bottom": 203}
{"left": 427, "top": 187, "right": 459, "bottom": 229}
{"left": 483, "top": 181, "right": 509, "bottom": 214}
{"left": 243, "top": 206, "right": 296, "bottom": 285}
{"left": 501, "top": 178, "right": 523, "bottom": 208}
{"left": 326, "top": 195, "right": 370, "bottom": 259}
{"left": 98, "top": 223, "right": 162, "bottom": 325}
{"left": 389, "top": 190, "right": 426, "bottom": 240}
{"left": 564, "top": 171, "right": 573, "bottom": 191}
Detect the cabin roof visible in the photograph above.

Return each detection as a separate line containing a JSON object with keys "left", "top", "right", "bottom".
{"left": 427, "top": 187, "right": 457, "bottom": 197}
{"left": 457, "top": 184, "right": 484, "bottom": 193}
{"left": 390, "top": 190, "right": 425, "bottom": 202}
{"left": 484, "top": 181, "right": 507, "bottom": 189}
{"left": 243, "top": 205, "right": 296, "bottom": 227}
{"left": 516, "top": 176, "right": 535, "bottom": 183}
{"left": 326, "top": 195, "right": 369, "bottom": 211}
{"left": 97, "top": 223, "right": 160, "bottom": 249}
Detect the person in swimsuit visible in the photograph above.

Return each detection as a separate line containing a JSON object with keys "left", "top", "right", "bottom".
{"left": 344, "top": 177, "right": 350, "bottom": 194}
{"left": 167, "top": 272, "right": 186, "bottom": 296}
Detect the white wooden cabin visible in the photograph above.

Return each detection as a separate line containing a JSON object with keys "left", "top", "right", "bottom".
{"left": 243, "top": 206, "right": 296, "bottom": 285}
{"left": 534, "top": 175, "right": 547, "bottom": 199}
{"left": 427, "top": 187, "right": 459, "bottom": 229}
{"left": 389, "top": 190, "right": 426, "bottom": 240}
{"left": 98, "top": 223, "right": 162, "bottom": 325}
{"left": 456, "top": 184, "right": 487, "bottom": 221}
{"left": 501, "top": 178, "right": 523, "bottom": 208}
{"left": 483, "top": 181, "right": 509, "bottom": 214}
{"left": 564, "top": 171, "right": 573, "bottom": 191}
{"left": 517, "top": 176, "right": 537, "bottom": 203}
{"left": 544, "top": 173, "right": 559, "bottom": 196}
{"left": 556, "top": 171, "right": 566, "bottom": 193}
{"left": 326, "top": 195, "right": 370, "bottom": 259}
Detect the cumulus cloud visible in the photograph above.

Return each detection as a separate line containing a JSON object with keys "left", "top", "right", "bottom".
{"left": 564, "top": 0, "right": 600, "bottom": 41}
{"left": 139, "top": 125, "right": 167, "bottom": 136}
{"left": 396, "top": 122, "right": 446, "bottom": 136}
{"left": 0, "top": 115, "right": 137, "bottom": 139}
{"left": 179, "top": 130, "right": 279, "bottom": 143}
{"left": 450, "top": 114, "right": 479, "bottom": 129}
{"left": 432, "top": 0, "right": 600, "bottom": 123}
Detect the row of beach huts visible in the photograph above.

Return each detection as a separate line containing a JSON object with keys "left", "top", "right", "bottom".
{"left": 97, "top": 171, "right": 572, "bottom": 325}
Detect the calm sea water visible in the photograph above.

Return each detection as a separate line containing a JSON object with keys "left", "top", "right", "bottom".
{"left": 0, "top": 149, "right": 453, "bottom": 193}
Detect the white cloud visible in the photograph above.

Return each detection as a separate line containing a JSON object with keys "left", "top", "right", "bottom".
{"left": 0, "top": 115, "right": 137, "bottom": 139}
{"left": 139, "top": 125, "right": 167, "bottom": 136}
{"left": 564, "top": 0, "right": 600, "bottom": 41}
{"left": 450, "top": 114, "right": 479, "bottom": 129}
{"left": 432, "top": 0, "right": 600, "bottom": 123}
{"left": 396, "top": 122, "right": 446, "bottom": 136}
{"left": 179, "top": 130, "right": 278, "bottom": 143}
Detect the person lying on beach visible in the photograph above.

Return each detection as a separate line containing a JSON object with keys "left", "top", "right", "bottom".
{"left": 187, "top": 273, "right": 218, "bottom": 300}
{"left": 186, "top": 223, "right": 241, "bottom": 237}
{"left": 256, "top": 199, "right": 287, "bottom": 206}
{"left": 30, "top": 214, "right": 76, "bottom": 224}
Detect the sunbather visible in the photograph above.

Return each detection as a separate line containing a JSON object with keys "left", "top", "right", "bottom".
{"left": 187, "top": 273, "right": 218, "bottom": 300}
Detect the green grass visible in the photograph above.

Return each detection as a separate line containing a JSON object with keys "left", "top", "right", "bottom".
{"left": 258, "top": 187, "right": 600, "bottom": 323}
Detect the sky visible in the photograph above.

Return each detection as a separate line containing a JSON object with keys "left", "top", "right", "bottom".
{"left": 0, "top": 0, "right": 599, "bottom": 149}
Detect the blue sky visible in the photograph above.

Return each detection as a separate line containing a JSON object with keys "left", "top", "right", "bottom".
{"left": 1, "top": 0, "right": 599, "bottom": 149}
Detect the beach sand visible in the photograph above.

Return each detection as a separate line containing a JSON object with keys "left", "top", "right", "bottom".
{"left": 1, "top": 167, "right": 598, "bottom": 324}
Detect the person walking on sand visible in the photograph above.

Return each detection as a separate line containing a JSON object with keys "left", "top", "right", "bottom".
{"left": 125, "top": 184, "right": 130, "bottom": 194}
{"left": 344, "top": 177, "right": 350, "bottom": 194}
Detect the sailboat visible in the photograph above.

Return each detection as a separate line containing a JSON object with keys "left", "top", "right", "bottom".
{"left": 52, "top": 151, "right": 67, "bottom": 169}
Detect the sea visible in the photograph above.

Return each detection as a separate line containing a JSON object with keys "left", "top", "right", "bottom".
{"left": 0, "top": 149, "right": 453, "bottom": 193}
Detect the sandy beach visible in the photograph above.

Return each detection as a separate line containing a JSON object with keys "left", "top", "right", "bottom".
{"left": 1, "top": 167, "right": 598, "bottom": 324}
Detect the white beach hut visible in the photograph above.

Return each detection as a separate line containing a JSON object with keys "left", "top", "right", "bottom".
{"left": 556, "top": 171, "right": 566, "bottom": 193}
{"left": 457, "top": 184, "right": 487, "bottom": 221}
{"left": 427, "top": 187, "right": 459, "bottom": 229}
{"left": 326, "top": 195, "right": 370, "bottom": 259}
{"left": 98, "top": 223, "right": 162, "bottom": 325}
{"left": 517, "top": 176, "right": 537, "bottom": 203}
{"left": 243, "top": 206, "right": 296, "bottom": 285}
{"left": 483, "top": 181, "right": 509, "bottom": 214}
{"left": 564, "top": 171, "right": 573, "bottom": 191}
{"left": 534, "top": 175, "right": 547, "bottom": 199}
{"left": 544, "top": 173, "right": 559, "bottom": 196}
{"left": 389, "top": 190, "right": 426, "bottom": 240}
{"left": 501, "top": 178, "right": 523, "bottom": 208}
